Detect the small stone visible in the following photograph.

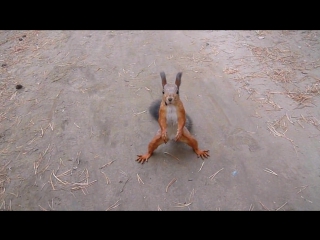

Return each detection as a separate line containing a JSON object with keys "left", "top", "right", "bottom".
{"left": 16, "top": 84, "right": 23, "bottom": 89}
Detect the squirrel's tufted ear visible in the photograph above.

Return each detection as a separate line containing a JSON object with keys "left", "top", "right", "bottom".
{"left": 175, "top": 72, "right": 182, "bottom": 88}
{"left": 160, "top": 71, "right": 167, "bottom": 88}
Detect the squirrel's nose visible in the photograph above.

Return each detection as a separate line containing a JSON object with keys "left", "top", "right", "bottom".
{"left": 168, "top": 97, "right": 173, "bottom": 102}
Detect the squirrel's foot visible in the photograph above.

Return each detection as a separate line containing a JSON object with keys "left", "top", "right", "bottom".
{"left": 195, "top": 149, "right": 210, "bottom": 160}
{"left": 136, "top": 153, "right": 151, "bottom": 164}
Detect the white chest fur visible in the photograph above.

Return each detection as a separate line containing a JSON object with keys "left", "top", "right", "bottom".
{"left": 166, "top": 105, "right": 178, "bottom": 139}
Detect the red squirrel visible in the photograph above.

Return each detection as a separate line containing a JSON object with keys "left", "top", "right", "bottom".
{"left": 136, "top": 71, "right": 209, "bottom": 164}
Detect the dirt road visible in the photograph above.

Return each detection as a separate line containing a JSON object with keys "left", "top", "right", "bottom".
{"left": 1, "top": 30, "right": 319, "bottom": 210}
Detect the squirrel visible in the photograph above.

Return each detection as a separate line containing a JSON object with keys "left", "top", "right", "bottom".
{"left": 136, "top": 71, "right": 210, "bottom": 164}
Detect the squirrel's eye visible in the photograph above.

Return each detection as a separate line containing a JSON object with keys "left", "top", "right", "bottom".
{"left": 176, "top": 90, "right": 179, "bottom": 94}
{"left": 162, "top": 91, "right": 164, "bottom": 94}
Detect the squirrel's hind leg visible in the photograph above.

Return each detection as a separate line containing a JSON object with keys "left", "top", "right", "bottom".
{"left": 178, "top": 127, "right": 209, "bottom": 159}
{"left": 136, "top": 130, "right": 165, "bottom": 164}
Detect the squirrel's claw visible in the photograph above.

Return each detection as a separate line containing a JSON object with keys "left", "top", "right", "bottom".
{"left": 196, "top": 150, "right": 210, "bottom": 159}
{"left": 136, "top": 154, "right": 150, "bottom": 164}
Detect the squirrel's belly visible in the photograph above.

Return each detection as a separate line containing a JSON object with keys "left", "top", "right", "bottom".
{"left": 166, "top": 105, "right": 178, "bottom": 140}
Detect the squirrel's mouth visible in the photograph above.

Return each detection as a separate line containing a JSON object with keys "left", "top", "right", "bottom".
{"left": 165, "top": 100, "right": 174, "bottom": 105}
{"left": 164, "top": 97, "right": 175, "bottom": 105}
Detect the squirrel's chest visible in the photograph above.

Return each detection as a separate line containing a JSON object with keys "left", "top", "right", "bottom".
{"left": 166, "top": 105, "right": 178, "bottom": 139}
{"left": 166, "top": 105, "right": 178, "bottom": 126}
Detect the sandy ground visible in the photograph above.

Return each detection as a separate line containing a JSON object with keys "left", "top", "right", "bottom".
{"left": 0, "top": 30, "right": 320, "bottom": 211}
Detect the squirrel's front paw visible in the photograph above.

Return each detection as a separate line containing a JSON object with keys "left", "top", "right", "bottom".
{"left": 195, "top": 149, "right": 210, "bottom": 159}
{"left": 175, "top": 131, "right": 182, "bottom": 141}
{"left": 161, "top": 131, "right": 168, "bottom": 143}
{"left": 136, "top": 154, "right": 151, "bottom": 164}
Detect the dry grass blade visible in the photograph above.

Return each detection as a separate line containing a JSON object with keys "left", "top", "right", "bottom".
{"left": 301, "top": 196, "right": 313, "bottom": 203}
{"left": 188, "top": 188, "right": 195, "bottom": 203}
{"left": 209, "top": 168, "right": 224, "bottom": 180}
{"left": 198, "top": 161, "right": 204, "bottom": 172}
{"left": 52, "top": 171, "right": 70, "bottom": 185}
{"left": 173, "top": 189, "right": 195, "bottom": 208}
{"left": 164, "top": 152, "right": 180, "bottom": 161}
{"left": 99, "top": 160, "right": 115, "bottom": 169}
{"left": 174, "top": 202, "right": 193, "bottom": 208}
{"left": 56, "top": 169, "right": 71, "bottom": 178}
{"left": 71, "top": 180, "right": 97, "bottom": 191}
{"left": 49, "top": 122, "right": 54, "bottom": 131}
{"left": 259, "top": 201, "right": 270, "bottom": 211}
{"left": 296, "top": 185, "right": 308, "bottom": 194}
{"left": 76, "top": 151, "right": 81, "bottom": 165}
{"left": 223, "top": 67, "right": 239, "bottom": 74}
{"left": 267, "top": 116, "right": 298, "bottom": 154}
{"left": 0, "top": 201, "right": 4, "bottom": 210}
{"left": 72, "top": 180, "right": 97, "bottom": 187}
{"left": 9, "top": 191, "right": 18, "bottom": 197}
{"left": 134, "top": 110, "right": 146, "bottom": 116}
{"left": 267, "top": 123, "right": 283, "bottom": 137}
{"left": 286, "top": 113, "right": 293, "bottom": 124}
{"left": 106, "top": 199, "right": 121, "bottom": 211}
{"left": 288, "top": 92, "right": 312, "bottom": 104}
{"left": 270, "top": 69, "right": 294, "bottom": 83}
{"left": 137, "top": 173, "right": 144, "bottom": 184}
{"left": 49, "top": 165, "right": 97, "bottom": 193}
{"left": 101, "top": 171, "right": 110, "bottom": 184}
{"left": 0, "top": 160, "right": 12, "bottom": 172}
{"left": 276, "top": 202, "right": 287, "bottom": 211}
{"left": 166, "top": 178, "right": 176, "bottom": 193}
{"left": 263, "top": 168, "right": 278, "bottom": 176}
{"left": 43, "top": 144, "right": 51, "bottom": 157}
{"left": 49, "top": 171, "right": 56, "bottom": 190}
{"left": 48, "top": 199, "right": 54, "bottom": 210}
{"left": 38, "top": 205, "right": 47, "bottom": 211}
{"left": 40, "top": 126, "right": 44, "bottom": 137}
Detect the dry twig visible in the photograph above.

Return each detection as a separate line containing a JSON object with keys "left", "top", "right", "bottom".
{"left": 263, "top": 168, "right": 278, "bottom": 176}
{"left": 164, "top": 152, "right": 180, "bottom": 161}
{"left": 166, "top": 178, "right": 176, "bottom": 193}
{"left": 296, "top": 185, "right": 308, "bottom": 194}
{"left": 173, "top": 189, "right": 195, "bottom": 208}
{"left": 209, "top": 168, "right": 224, "bottom": 180}
{"left": 137, "top": 174, "right": 144, "bottom": 184}
{"left": 99, "top": 160, "right": 115, "bottom": 169}
{"left": 276, "top": 202, "right": 287, "bottom": 211}
{"left": 106, "top": 199, "right": 121, "bottom": 211}
{"left": 198, "top": 161, "right": 204, "bottom": 172}
{"left": 101, "top": 171, "right": 110, "bottom": 184}
{"left": 259, "top": 201, "right": 270, "bottom": 211}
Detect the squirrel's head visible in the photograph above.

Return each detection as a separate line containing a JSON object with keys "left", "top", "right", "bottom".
{"left": 160, "top": 71, "right": 182, "bottom": 105}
